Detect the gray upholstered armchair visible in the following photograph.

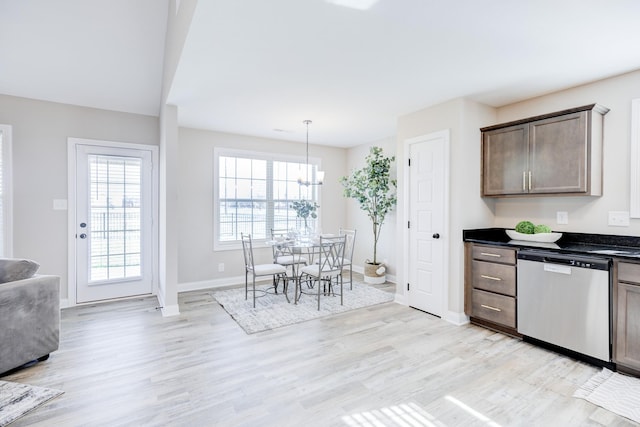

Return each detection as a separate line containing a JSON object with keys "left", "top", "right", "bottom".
{"left": 0, "top": 273, "right": 60, "bottom": 375}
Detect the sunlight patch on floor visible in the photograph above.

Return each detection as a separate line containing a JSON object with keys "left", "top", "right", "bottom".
{"left": 341, "top": 402, "right": 444, "bottom": 427}
{"left": 341, "top": 397, "right": 502, "bottom": 427}
{"left": 444, "top": 395, "right": 501, "bottom": 427}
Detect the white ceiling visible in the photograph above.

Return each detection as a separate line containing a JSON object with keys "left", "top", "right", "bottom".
{"left": 2, "top": 1, "right": 640, "bottom": 148}
{"left": 0, "top": 0, "right": 168, "bottom": 116}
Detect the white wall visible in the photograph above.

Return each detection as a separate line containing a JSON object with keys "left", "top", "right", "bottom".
{"left": 342, "top": 137, "right": 397, "bottom": 277}
{"left": 177, "top": 127, "right": 348, "bottom": 288}
{"left": 0, "top": 94, "right": 159, "bottom": 300}
{"left": 492, "top": 69, "right": 640, "bottom": 235}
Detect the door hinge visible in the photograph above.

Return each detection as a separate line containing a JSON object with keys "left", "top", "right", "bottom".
{"left": 408, "top": 221, "right": 410, "bottom": 229}
{"left": 408, "top": 158, "right": 411, "bottom": 167}
{"left": 407, "top": 283, "right": 410, "bottom": 291}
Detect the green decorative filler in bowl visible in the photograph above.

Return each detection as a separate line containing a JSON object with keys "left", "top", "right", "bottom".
{"left": 506, "top": 220, "right": 562, "bottom": 243}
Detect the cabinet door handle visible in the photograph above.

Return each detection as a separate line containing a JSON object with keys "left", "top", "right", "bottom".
{"left": 522, "top": 171, "right": 526, "bottom": 191}
{"left": 528, "top": 171, "right": 532, "bottom": 191}
{"left": 480, "top": 252, "right": 501, "bottom": 258}
{"left": 480, "top": 275, "right": 502, "bottom": 281}
{"left": 481, "top": 304, "right": 502, "bottom": 312}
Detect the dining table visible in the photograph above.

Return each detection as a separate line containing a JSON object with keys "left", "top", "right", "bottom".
{"left": 267, "top": 236, "right": 335, "bottom": 303}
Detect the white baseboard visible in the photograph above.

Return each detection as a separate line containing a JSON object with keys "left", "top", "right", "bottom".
{"left": 178, "top": 269, "right": 395, "bottom": 294}
{"left": 161, "top": 304, "right": 181, "bottom": 317}
{"left": 445, "top": 311, "right": 470, "bottom": 326}
{"left": 178, "top": 275, "right": 252, "bottom": 293}
{"left": 394, "top": 293, "right": 407, "bottom": 305}
{"left": 156, "top": 291, "right": 180, "bottom": 317}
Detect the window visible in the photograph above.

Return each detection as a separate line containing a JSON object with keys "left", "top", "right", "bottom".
{"left": 214, "top": 148, "right": 321, "bottom": 249}
{"left": 0, "top": 125, "right": 12, "bottom": 257}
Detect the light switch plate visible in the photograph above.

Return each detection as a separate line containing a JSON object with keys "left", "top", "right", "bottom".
{"left": 556, "top": 211, "right": 568, "bottom": 225}
{"left": 53, "top": 199, "right": 68, "bottom": 210}
{"left": 608, "top": 211, "right": 630, "bottom": 227}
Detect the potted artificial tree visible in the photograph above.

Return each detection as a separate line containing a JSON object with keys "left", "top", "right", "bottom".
{"left": 340, "top": 146, "right": 397, "bottom": 284}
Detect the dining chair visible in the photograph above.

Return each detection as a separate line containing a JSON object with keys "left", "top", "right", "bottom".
{"left": 339, "top": 228, "right": 357, "bottom": 290}
{"left": 298, "top": 235, "right": 346, "bottom": 310}
{"left": 270, "top": 228, "right": 308, "bottom": 277}
{"left": 241, "top": 233, "right": 288, "bottom": 308}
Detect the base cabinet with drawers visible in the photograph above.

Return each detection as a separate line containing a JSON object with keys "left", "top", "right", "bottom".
{"left": 464, "top": 243, "right": 519, "bottom": 336}
{"left": 615, "top": 261, "right": 640, "bottom": 373}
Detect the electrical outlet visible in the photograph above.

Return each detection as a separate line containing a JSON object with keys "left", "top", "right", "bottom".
{"left": 556, "top": 211, "right": 568, "bottom": 225}
{"left": 608, "top": 211, "right": 630, "bottom": 227}
{"left": 218, "top": 263, "right": 225, "bottom": 272}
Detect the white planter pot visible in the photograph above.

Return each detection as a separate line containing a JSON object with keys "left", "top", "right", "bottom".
{"left": 364, "top": 262, "right": 386, "bottom": 284}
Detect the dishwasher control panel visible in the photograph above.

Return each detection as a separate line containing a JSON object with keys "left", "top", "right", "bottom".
{"left": 517, "top": 249, "right": 611, "bottom": 271}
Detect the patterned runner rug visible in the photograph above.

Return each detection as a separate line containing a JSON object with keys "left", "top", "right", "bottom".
{"left": 213, "top": 281, "right": 395, "bottom": 334}
{"left": 0, "top": 380, "right": 63, "bottom": 426}
{"left": 574, "top": 368, "right": 640, "bottom": 423}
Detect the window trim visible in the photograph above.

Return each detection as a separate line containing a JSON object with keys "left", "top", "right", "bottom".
{"left": 213, "top": 147, "right": 322, "bottom": 251}
{"left": 0, "top": 124, "right": 13, "bottom": 257}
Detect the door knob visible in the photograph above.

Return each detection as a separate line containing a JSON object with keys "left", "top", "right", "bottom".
{"left": 79, "top": 233, "right": 87, "bottom": 239}
{"left": 80, "top": 222, "right": 87, "bottom": 228}
{"left": 432, "top": 233, "right": 440, "bottom": 239}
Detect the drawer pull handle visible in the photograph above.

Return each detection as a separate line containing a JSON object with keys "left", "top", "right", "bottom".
{"left": 480, "top": 275, "right": 502, "bottom": 281}
{"left": 480, "top": 252, "right": 501, "bottom": 257}
{"left": 481, "top": 304, "right": 502, "bottom": 312}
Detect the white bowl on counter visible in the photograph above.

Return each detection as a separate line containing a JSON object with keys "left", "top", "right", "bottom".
{"left": 505, "top": 229, "right": 563, "bottom": 243}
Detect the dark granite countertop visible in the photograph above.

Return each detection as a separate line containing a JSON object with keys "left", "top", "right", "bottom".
{"left": 463, "top": 228, "right": 640, "bottom": 260}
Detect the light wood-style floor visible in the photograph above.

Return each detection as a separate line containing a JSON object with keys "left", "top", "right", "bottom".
{"left": 3, "top": 276, "right": 636, "bottom": 427}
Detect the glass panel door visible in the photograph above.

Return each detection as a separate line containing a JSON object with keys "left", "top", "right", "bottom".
{"left": 76, "top": 144, "right": 153, "bottom": 303}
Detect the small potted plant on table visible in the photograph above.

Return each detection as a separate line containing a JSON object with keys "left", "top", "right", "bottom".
{"left": 291, "top": 199, "right": 319, "bottom": 237}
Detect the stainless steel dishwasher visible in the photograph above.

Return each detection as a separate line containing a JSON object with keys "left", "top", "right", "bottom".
{"left": 517, "top": 250, "right": 611, "bottom": 362}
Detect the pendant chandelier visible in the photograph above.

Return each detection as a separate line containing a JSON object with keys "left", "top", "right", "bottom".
{"left": 297, "top": 119, "right": 325, "bottom": 186}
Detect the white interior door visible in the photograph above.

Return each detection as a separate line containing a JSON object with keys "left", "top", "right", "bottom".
{"left": 74, "top": 143, "right": 155, "bottom": 303}
{"left": 407, "top": 131, "right": 448, "bottom": 316}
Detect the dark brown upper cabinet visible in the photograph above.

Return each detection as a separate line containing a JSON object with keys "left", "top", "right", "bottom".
{"left": 481, "top": 104, "right": 609, "bottom": 197}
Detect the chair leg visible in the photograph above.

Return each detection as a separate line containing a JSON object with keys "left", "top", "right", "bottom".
{"left": 340, "top": 275, "right": 343, "bottom": 305}
{"left": 349, "top": 265, "right": 353, "bottom": 290}
{"left": 282, "top": 274, "right": 290, "bottom": 303}
{"left": 245, "top": 271, "right": 249, "bottom": 300}
{"left": 252, "top": 276, "right": 256, "bottom": 308}
{"left": 295, "top": 275, "right": 302, "bottom": 304}
{"left": 317, "top": 277, "right": 321, "bottom": 311}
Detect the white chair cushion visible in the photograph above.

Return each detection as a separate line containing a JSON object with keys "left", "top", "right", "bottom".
{"left": 300, "top": 264, "right": 341, "bottom": 278}
{"left": 252, "top": 264, "right": 287, "bottom": 276}
{"left": 275, "top": 255, "right": 308, "bottom": 265}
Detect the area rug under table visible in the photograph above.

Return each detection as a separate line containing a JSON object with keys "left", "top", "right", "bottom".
{"left": 0, "top": 380, "right": 63, "bottom": 426}
{"left": 212, "top": 281, "right": 395, "bottom": 334}
{"left": 574, "top": 368, "right": 640, "bottom": 423}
